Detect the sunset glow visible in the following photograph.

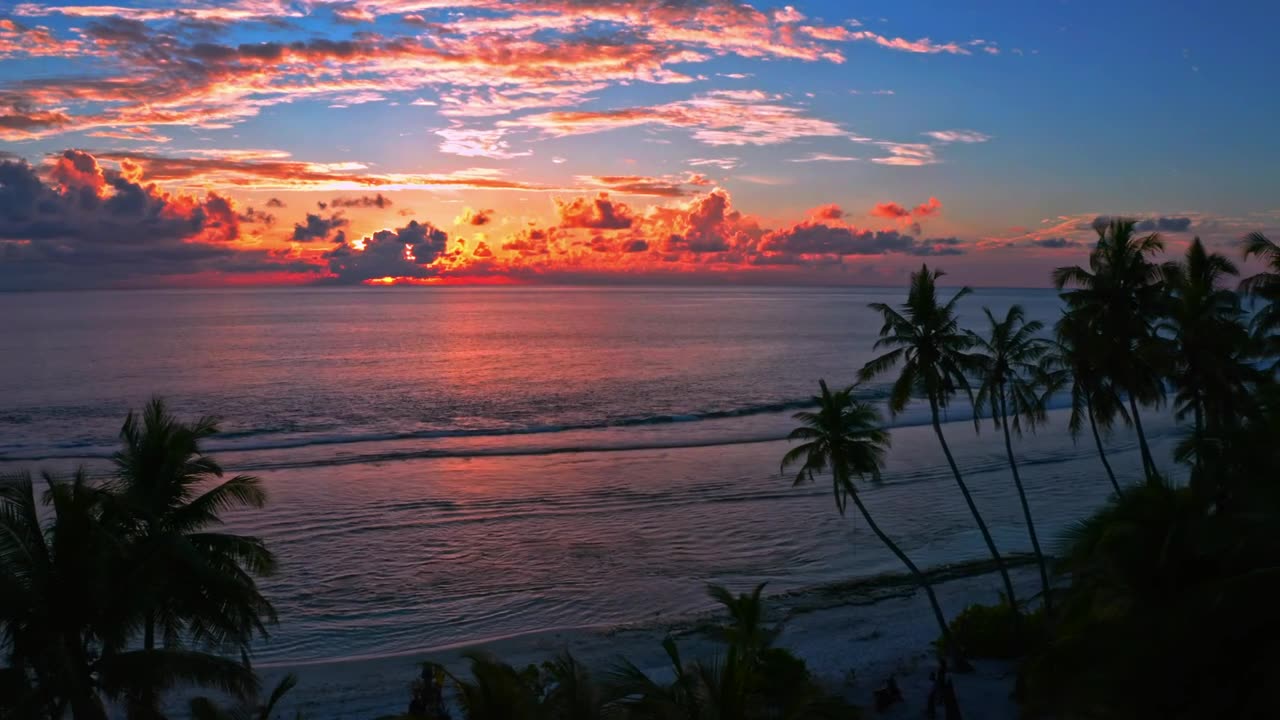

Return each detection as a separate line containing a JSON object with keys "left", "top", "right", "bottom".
{"left": 2, "top": 1, "right": 1277, "bottom": 289}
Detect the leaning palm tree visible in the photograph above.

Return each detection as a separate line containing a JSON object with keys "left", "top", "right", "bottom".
{"left": 969, "top": 305, "right": 1055, "bottom": 612}
{"left": 1046, "top": 311, "right": 1130, "bottom": 495}
{"left": 111, "top": 398, "right": 277, "bottom": 659}
{"left": 1053, "top": 219, "right": 1167, "bottom": 482}
{"left": 781, "top": 379, "right": 961, "bottom": 655}
{"left": 859, "top": 266, "right": 1019, "bottom": 612}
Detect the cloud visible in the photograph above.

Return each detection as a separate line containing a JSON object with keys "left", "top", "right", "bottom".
{"left": 435, "top": 127, "right": 532, "bottom": 159}
{"left": 0, "top": 150, "right": 305, "bottom": 289}
{"left": 266, "top": 197, "right": 286, "bottom": 208}
{"left": 577, "top": 173, "right": 707, "bottom": 198}
{"left": 1030, "top": 237, "right": 1081, "bottom": 249}
{"left": 869, "top": 143, "right": 938, "bottom": 166}
{"left": 456, "top": 207, "right": 494, "bottom": 226}
{"left": 875, "top": 196, "right": 947, "bottom": 219}
{"left": 787, "top": 152, "right": 859, "bottom": 163}
{"left": 292, "top": 212, "right": 349, "bottom": 242}
{"left": 760, "top": 224, "right": 927, "bottom": 256}
{"left": 1090, "top": 215, "right": 1194, "bottom": 233}
{"left": 687, "top": 157, "right": 740, "bottom": 170}
{"left": 329, "top": 194, "right": 394, "bottom": 209}
{"left": 1136, "top": 216, "right": 1193, "bottom": 232}
{"left": 871, "top": 202, "right": 911, "bottom": 219}
{"left": 811, "top": 204, "right": 846, "bottom": 221}
{"left": 504, "top": 90, "right": 848, "bottom": 146}
{"left": 925, "top": 129, "right": 992, "bottom": 143}
{"left": 325, "top": 219, "right": 449, "bottom": 284}
{"left": 556, "top": 193, "right": 635, "bottom": 229}
{"left": 913, "top": 196, "right": 942, "bottom": 216}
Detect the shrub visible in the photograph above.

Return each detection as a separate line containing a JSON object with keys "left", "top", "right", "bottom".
{"left": 937, "top": 602, "right": 1046, "bottom": 660}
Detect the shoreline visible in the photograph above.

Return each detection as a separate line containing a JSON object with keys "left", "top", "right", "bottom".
{"left": 264, "top": 556, "right": 1041, "bottom": 719}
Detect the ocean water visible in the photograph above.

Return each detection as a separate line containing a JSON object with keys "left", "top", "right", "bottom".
{"left": 0, "top": 286, "right": 1183, "bottom": 666}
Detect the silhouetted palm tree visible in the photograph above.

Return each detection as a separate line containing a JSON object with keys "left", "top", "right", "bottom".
{"left": 1054, "top": 218, "right": 1167, "bottom": 482}
{"left": 1160, "top": 238, "right": 1260, "bottom": 495}
{"left": 969, "top": 305, "right": 1055, "bottom": 612}
{"left": 1240, "top": 232, "right": 1280, "bottom": 354}
{"left": 860, "top": 265, "right": 1019, "bottom": 611}
{"left": 111, "top": 398, "right": 277, "bottom": 662}
{"left": 780, "top": 380, "right": 961, "bottom": 657}
{"left": 190, "top": 673, "right": 298, "bottom": 720}
{"left": 1046, "top": 311, "right": 1129, "bottom": 495}
{"left": 607, "top": 584, "right": 849, "bottom": 720}
{"left": 0, "top": 472, "right": 260, "bottom": 720}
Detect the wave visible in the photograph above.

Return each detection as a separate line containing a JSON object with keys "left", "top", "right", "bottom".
{"left": 0, "top": 398, "right": 822, "bottom": 463}
{"left": 0, "top": 390, "right": 1174, "bottom": 468}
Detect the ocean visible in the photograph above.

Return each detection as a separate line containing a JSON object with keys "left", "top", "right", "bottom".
{"left": 0, "top": 286, "right": 1181, "bottom": 667}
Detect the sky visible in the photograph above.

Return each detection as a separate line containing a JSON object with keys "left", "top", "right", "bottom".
{"left": 1, "top": 0, "right": 1278, "bottom": 289}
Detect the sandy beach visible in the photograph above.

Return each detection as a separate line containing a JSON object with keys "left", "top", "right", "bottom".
{"left": 262, "top": 562, "right": 1041, "bottom": 719}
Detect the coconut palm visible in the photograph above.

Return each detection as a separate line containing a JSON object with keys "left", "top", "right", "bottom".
{"left": 780, "top": 379, "right": 962, "bottom": 658}
{"left": 968, "top": 305, "right": 1056, "bottom": 612}
{"left": 1160, "top": 238, "right": 1260, "bottom": 496}
{"left": 1046, "top": 311, "right": 1130, "bottom": 495}
{"left": 0, "top": 472, "right": 260, "bottom": 720}
{"left": 1240, "top": 232, "right": 1280, "bottom": 354}
{"left": 111, "top": 397, "right": 277, "bottom": 660}
{"left": 607, "top": 584, "right": 850, "bottom": 720}
{"left": 1053, "top": 219, "right": 1167, "bottom": 482}
{"left": 859, "top": 265, "right": 1019, "bottom": 612}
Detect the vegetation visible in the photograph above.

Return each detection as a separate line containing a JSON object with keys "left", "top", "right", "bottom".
{"left": 7, "top": 222, "right": 1280, "bottom": 718}
{"left": 859, "top": 266, "right": 1021, "bottom": 613}
{"left": 397, "top": 584, "right": 858, "bottom": 720}
{"left": 0, "top": 400, "right": 276, "bottom": 720}
{"left": 780, "top": 380, "right": 961, "bottom": 663}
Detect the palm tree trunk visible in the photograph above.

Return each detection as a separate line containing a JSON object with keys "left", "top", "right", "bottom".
{"left": 1086, "top": 398, "right": 1121, "bottom": 495}
{"left": 1127, "top": 393, "right": 1157, "bottom": 483}
{"left": 848, "top": 492, "right": 968, "bottom": 669}
{"left": 998, "top": 392, "right": 1052, "bottom": 614}
{"left": 928, "top": 396, "right": 1018, "bottom": 610}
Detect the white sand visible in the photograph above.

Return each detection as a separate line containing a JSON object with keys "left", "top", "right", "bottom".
{"left": 258, "top": 565, "right": 1040, "bottom": 719}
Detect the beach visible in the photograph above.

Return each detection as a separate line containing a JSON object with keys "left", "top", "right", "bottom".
{"left": 0, "top": 286, "right": 1181, "bottom": 717}
{"left": 263, "top": 564, "right": 1044, "bottom": 720}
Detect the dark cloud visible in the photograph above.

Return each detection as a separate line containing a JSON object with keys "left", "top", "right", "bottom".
{"left": 1031, "top": 237, "right": 1080, "bottom": 249}
{"left": 758, "top": 223, "right": 964, "bottom": 258}
{"left": 238, "top": 207, "right": 276, "bottom": 225}
{"left": 292, "top": 212, "right": 349, "bottom": 242}
{"left": 329, "top": 193, "right": 393, "bottom": 209}
{"left": 556, "top": 193, "right": 634, "bottom": 229}
{"left": 324, "top": 220, "right": 449, "bottom": 283}
{"left": 0, "top": 151, "right": 301, "bottom": 289}
{"left": 910, "top": 236, "right": 965, "bottom": 256}
{"left": 1136, "top": 216, "right": 1192, "bottom": 232}
{"left": 458, "top": 208, "right": 494, "bottom": 226}
{"left": 1088, "top": 215, "right": 1193, "bottom": 233}
{"left": 265, "top": 197, "right": 286, "bottom": 208}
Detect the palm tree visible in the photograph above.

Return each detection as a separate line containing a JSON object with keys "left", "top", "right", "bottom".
{"left": 110, "top": 398, "right": 277, "bottom": 661}
{"left": 780, "top": 379, "right": 962, "bottom": 658}
{"left": 1053, "top": 219, "right": 1167, "bottom": 482}
{"left": 0, "top": 472, "right": 260, "bottom": 720}
{"left": 1240, "top": 232, "right": 1280, "bottom": 354}
{"left": 859, "top": 265, "right": 1019, "bottom": 612}
{"left": 1046, "top": 311, "right": 1130, "bottom": 495}
{"left": 190, "top": 673, "right": 298, "bottom": 720}
{"left": 1160, "top": 238, "right": 1260, "bottom": 496}
{"left": 969, "top": 305, "right": 1055, "bottom": 612}
{"left": 607, "top": 583, "right": 850, "bottom": 720}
